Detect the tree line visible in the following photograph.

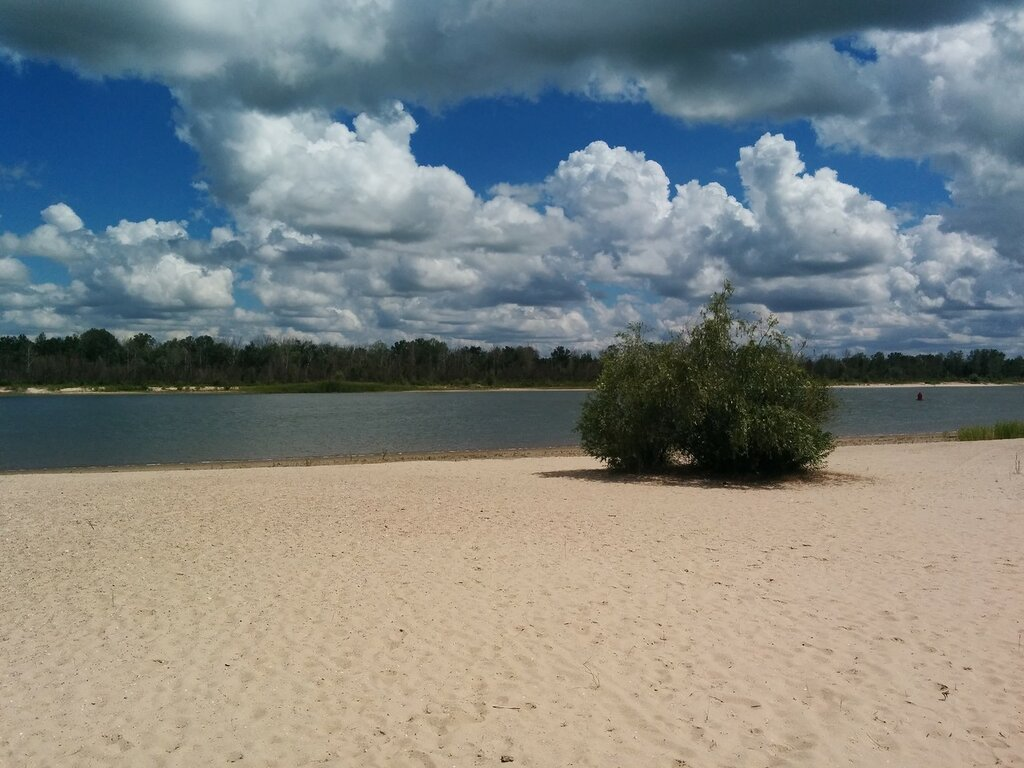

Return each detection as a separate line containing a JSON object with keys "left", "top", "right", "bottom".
{"left": 0, "top": 329, "right": 600, "bottom": 387}
{"left": 0, "top": 328, "right": 1022, "bottom": 389}
{"left": 804, "top": 348, "right": 1024, "bottom": 383}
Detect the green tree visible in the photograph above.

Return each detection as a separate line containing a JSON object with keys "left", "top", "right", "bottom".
{"left": 79, "top": 328, "right": 122, "bottom": 363}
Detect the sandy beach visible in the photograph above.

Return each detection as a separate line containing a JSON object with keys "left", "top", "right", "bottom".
{"left": 2, "top": 441, "right": 1023, "bottom": 767}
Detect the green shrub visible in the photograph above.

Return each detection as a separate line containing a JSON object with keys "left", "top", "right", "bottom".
{"left": 577, "top": 284, "right": 836, "bottom": 475}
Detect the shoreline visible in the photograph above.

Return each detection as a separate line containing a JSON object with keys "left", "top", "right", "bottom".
{"left": 0, "top": 385, "right": 595, "bottom": 396}
{"left": 829, "top": 381, "right": 1022, "bottom": 388}
{"left": 0, "top": 432, "right": 955, "bottom": 476}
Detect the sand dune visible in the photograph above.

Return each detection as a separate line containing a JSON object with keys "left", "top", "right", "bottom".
{"left": 2, "top": 440, "right": 1023, "bottom": 767}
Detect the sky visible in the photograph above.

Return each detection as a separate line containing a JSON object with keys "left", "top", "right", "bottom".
{"left": 1, "top": 1, "right": 1023, "bottom": 354}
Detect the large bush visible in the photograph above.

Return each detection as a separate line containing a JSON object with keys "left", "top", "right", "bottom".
{"left": 578, "top": 284, "right": 836, "bottom": 475}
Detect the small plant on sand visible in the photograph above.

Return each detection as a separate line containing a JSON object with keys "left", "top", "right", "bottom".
{"left": 956, "top": 420, "right": 1024, "bottom": 441}
{"left": 578, "top": 283, "right": 836, "bottom": 476}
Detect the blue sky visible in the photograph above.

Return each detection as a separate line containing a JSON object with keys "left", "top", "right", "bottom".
{"left": 1, "top": 1, "right": 1022, "bottom": 353}
{"left": 1, "top": 63, "right": 200, "bottom": 232}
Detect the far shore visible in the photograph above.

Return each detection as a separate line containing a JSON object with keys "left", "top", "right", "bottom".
{"left": 829, "top": 381, "right": 1023, "bottom": 388}
{"left": 0, "top": 385, "right": 594, "bottom": 396}
{"left": 1, "top": 381, "right": 1021, "bottom": 396}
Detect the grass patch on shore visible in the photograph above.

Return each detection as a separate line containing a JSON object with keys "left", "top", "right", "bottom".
{"left": 957, "top": 420, "right": 1024, "bottom": 441}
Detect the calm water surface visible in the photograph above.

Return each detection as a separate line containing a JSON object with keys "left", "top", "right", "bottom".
{"left": 1, "top": 386, "right": 1022, "bottom": 470}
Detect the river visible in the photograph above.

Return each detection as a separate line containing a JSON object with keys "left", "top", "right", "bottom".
{"left": 1, "top": 386, "right": 1021, "bottom": 470}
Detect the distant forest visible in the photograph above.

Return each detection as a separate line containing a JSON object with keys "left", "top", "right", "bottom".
{"left": 1, "top": 329, "right": 1022, "bottom": 389}
{"left": 0, "top": 329, "right": 600, "bottom": 388}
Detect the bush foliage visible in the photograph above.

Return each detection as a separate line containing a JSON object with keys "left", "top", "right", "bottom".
{"left": 576, "top": 325, "right": 682, "bottom": 472}
{"left": 577, "top": 284, "right": 836, "bottom": 475}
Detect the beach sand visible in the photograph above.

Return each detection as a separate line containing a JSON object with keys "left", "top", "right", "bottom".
{"left": 2, "top": 440, "right": 1023, "bottom": 767}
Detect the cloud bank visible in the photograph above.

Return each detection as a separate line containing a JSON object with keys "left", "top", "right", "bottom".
{"left": 1, "top": 0, "right": 1022, "bottom": 351}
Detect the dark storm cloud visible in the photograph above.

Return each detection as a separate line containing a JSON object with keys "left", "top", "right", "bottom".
{"left": 0, "top": 0, "right": 1012, "bottom": 113}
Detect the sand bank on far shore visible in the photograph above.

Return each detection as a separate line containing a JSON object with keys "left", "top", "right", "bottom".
{"left": 830, "top": 381, "right": 1022, "bottom": 389}
{"left": 0, "top": 386, "right": 594, "bottom": 396}
{"left": 3, "top": 440, "right": 1023, "bottom": 767}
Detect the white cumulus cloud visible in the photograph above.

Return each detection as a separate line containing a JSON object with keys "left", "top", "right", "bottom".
{"left": 814, "top": 8, "right": 1024, "bottom": 259}
{"left": 40, "top": 202, "right": 83, "bottom": 233}
{"left": 0, "top": 256, "right": 29, "bottom": 284}
{"left": 107, "top": 252, "right": 233, "bottom": 309}
{"left": 1, "top": 205, "right": 235, "bottom": 333}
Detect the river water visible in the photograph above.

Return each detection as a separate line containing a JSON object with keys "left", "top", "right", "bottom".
{"left": 1, "top": 386, "right": 1022, "bottom": 471}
